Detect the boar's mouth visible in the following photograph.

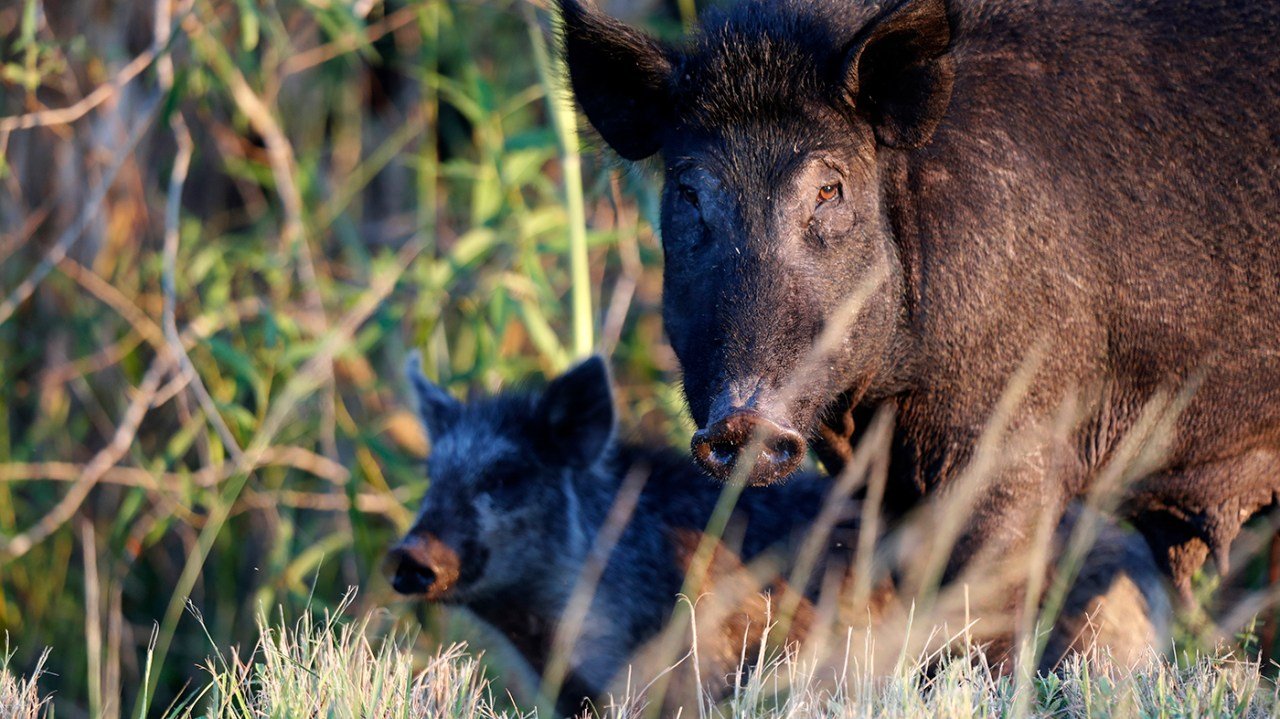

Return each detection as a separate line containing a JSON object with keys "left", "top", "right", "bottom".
{"left": 810, "top": 390, "right": 864, "bottom": 476}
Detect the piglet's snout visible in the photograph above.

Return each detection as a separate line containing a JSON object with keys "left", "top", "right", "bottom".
{"left": 387, "top": 533, "right": 460, "bottom": 598}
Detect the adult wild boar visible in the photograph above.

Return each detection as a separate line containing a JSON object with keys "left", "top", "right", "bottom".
{"left": 558, "top": 0, "right": 1280, "bottom": 596}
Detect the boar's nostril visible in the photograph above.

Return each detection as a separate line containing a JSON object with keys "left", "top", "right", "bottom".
{"left": 766, "top": 433, "right": 801, "bottom": 465}
{"left": 692, "top": 426, "right": 737, "bottom": 479}
{"left": 710, "top": 440, "right": 738, "bottom": 464}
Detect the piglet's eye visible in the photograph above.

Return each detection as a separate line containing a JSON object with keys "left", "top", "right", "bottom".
{"left": 816, "top": 183, "right": 841, "bottom": 205}
{"left": 678, "top": 184, "right": 700, "bottom": 209}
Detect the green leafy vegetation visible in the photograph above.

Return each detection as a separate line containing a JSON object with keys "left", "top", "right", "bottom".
{"left": 0, "top": 0, "right": 678, "bottom": 714}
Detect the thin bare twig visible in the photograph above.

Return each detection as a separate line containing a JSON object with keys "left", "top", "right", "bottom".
{"left": 0, "top": 202, "right": 52, "bottom": 267}
{"left": 147, "top": 234, "right": 425, "bottom": 701}
{"left": 0, "top": 49, "right": 157, "bottom": 132}
{"left": 39, "top": 298, "right": 265, "bottom": 387}
{"left": 182, "top": 1, "right": 338, "bottom": 464}
{"left": 182, "top": 3, "right": 323, "bottom": 325}
{"left": 57, "top": 259, "right": 166, "bottom": 348}
{"left": 0, "top": 445, "right": 349, "bottom": 489}
{"left": 1, "top": 355, "right": 173, "bottom": 558}
{"left": 157, "top": 0, "right": 244, "bottom": 467}
{"left": 281, "top": 5, "right": 419, "bottom": 76}
{"left": 0, "top": 94, "right": 161, "bottom": 327}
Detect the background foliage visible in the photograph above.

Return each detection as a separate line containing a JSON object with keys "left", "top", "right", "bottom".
{"left": 0, "top": 0, "right": 696, "bottom": 715}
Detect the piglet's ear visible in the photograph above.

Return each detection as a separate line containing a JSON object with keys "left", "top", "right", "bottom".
{"left": 406, "top": 352, "right": 462, "bottom": 440}
{"left": 842, "top": 0, "right": 954, "bottom": 148}
{"left": 559, "top": 0, "right": 676, "bottom": 161}
{"left": 538, "top": 355, "right": 616, "bottom": 468}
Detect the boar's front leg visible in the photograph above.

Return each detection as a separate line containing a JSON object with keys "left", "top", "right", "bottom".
{"left": 1124, "top": 448, "right": 1280, "bottom": 604}
{"left": 554, "top": 616, "right": 636, "bottom": 714}
{"left": 898, "top": 440, "right": 1077, "bottom": 619}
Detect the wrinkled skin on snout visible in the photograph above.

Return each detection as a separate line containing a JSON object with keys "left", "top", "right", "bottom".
{"left": 559, "top": 0, "right": 949, "bottom": 483}
{"left": 388, "top": 356, "right": 613, "bottom": 605}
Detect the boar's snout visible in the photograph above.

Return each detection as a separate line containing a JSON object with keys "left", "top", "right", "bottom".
{"left": 691, "top": 410, "right": 805, "bottom": 484}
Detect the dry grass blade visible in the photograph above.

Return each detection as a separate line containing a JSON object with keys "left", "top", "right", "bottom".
{"left": 0, "top": 639, "right": 49, "bottom": 711}
{"left": 0, "top": 49, "right": 156, "bottom": 133}
{"left": 0, "top": 648, "right": 49, "bottom": 719}
{"left": 542, "top": 465, "right": 650, "bottom": 706}
{"left": 174, "top": 600, "right": 528, "bottom": 719}
{"left": 169, "top": 606, "right": 1280, "bottom": 719}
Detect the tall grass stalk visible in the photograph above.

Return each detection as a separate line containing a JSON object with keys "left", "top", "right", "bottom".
{"left": 526, "top": 3, "right": 594, "bottom": 361}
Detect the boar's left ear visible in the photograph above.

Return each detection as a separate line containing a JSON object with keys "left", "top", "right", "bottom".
{"left": 841, "top": 0, "right": 955, "bottom": 149}
{"left": 406, "top": 352, "right": 462, "bottom": 440}
{"left": 538, "top": 355, "right": 616, "bottom": 468}
{"left": 559, "top": 0, "right": 676, "bottom": 161}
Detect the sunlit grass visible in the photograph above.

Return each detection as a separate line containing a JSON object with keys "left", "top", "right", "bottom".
{"left": 168, "top": 594, "right": 525, "bottom": 719}
{"left": 142, "top": 605, "right": 1279, "bottom": 719}
{"left": 0, "top": 644, "right": 48, "bottom": 719}
{"left": 4, "top": 606, "right": 1277, "bottom": 719}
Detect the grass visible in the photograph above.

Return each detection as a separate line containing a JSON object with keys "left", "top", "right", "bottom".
{"left": 7, "top": 602, "right": 1280, "bottom": 719}
{"left": 176, "top": 594, "right": 516, "bottom": 719}
{"left": 0, "top": 644, "right": 47, "bottom": 719}
{"left": 165, "top": 611, "right": 1280, "bottom": 718}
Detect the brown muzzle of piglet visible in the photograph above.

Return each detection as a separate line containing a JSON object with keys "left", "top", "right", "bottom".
{"left": 386, "top": 533, "right": 461, "bottom": 601}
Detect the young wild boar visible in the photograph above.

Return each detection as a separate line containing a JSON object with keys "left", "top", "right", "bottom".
{"left": 388, "top": 356, "right": 1171, "bottom": 711}
{"left": 557, "top": 0, "right": 1280, "bottom": 602}
{"left": 387, "top": 355, "right": 839, "bottom": 714}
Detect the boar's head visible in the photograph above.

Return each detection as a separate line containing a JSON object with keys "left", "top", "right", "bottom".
{"left": 560, "top": 0, "right": 953, "bottom": 483}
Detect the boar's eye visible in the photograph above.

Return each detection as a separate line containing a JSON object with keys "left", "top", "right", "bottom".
{"left": 678, "top": 183, "right": 700, "bottom": 209}
{"left": 816, "top": 183, "right": 841, "bottom": 205}
{"left": 477, "top": 465, "right": 522, "bottom": 491}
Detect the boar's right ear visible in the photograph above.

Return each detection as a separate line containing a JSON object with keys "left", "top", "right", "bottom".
{"left": 559, "top": 0, "right": 676, "bottom": 161}
{"left": 537, "top": 355, "right": 616, "bottom": 468}
{"left": 406, "top": 352, "right": 461, "bottom": 439}
{"left": 841, "top": 0, "right": 954, "bottom": 148}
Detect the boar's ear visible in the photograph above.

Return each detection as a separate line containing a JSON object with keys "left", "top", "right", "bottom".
{"left": 559, "top": 0, "right": 676, "bottom": 161}
{"left": 841, "top": 0, "right": 954, "bottom": 149}
{"left": 538, "top": 355, "right": 616, "bottom": 468}
{"left": 406, "top": 352, "right": 462, "bottom": 440}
